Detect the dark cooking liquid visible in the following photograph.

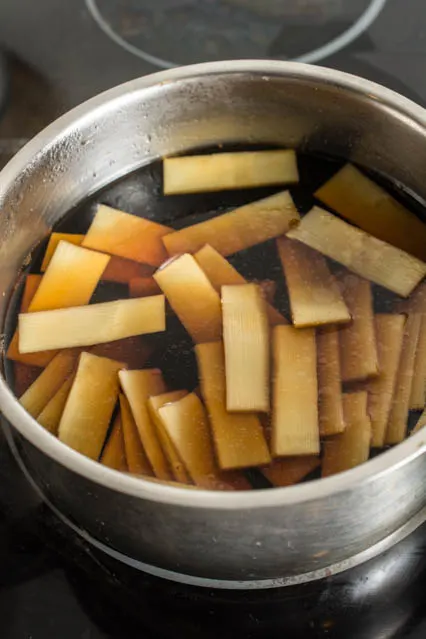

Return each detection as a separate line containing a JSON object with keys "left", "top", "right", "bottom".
{"left": 4, "top": 149, "right": 425, "bottom": 483}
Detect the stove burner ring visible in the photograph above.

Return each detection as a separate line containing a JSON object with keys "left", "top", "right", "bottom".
{"left": 86, "top": 0, "right": 388, "bottom": 70}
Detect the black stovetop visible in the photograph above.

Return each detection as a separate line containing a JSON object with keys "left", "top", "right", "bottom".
{"left": 0, "top": 1, "right": 426, "bottom": 637}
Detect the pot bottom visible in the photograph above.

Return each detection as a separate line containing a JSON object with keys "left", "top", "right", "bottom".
{"left": 4, "top": 421, "right": 426, "bottom": 590}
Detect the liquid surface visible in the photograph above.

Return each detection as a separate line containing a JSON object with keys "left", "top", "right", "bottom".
{"left": 5, "top": 149, "right": 425, "bottom": 486}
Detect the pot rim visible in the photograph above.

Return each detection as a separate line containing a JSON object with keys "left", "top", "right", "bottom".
{"left": 1, "top": 59, "right": 426, "bottom": 510}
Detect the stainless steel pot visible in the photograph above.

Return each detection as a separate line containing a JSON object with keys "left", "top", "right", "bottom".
{"left": 1, "top": 60, "right": 426, "bottom": 590}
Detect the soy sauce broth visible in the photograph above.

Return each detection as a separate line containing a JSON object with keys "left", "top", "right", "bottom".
{"left": 4, "top": 147, "right": 425, "bottom": 486}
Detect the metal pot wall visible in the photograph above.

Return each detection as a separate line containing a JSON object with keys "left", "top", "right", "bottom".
{"left": 0, "top": 60, "right": 426, "bottom": 589}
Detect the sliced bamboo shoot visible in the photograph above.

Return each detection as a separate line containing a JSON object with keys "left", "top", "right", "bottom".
{"left": 19, "top": 349, "right": 79, "bottom": 417}
{"left": 158, "top": 392, "right": 216, "bottom": 485}
{"left": 129, "top": 277, "right": 161, "bottom": 298}
{"left": 119, "top": 369, "right": 172, "bottom": 480}
{"left": 337, "top": 273, "right": 379, "bottom": 382}
{"left": 163, "top": 150, "right": 299, "bottom": 195}
{"left": 41, "top": 233, "right": 85, "bottom": 271}
{"left": 196, "top": 341, "right": 271, "bottom": 469}
{"left": 315, "top": 164, "right": 426, "bottom": 261}
{"left": 29, "top": 241, "right": 110, "bottom": 312}
{"left": 287, "top": 207, "right": 426, "bottom": 298}
{"left": 6, "top": 331, "right": 56, "bottom": 368}
{"left": 100, "top": 412, "right": 128, "bottom": 472}
{"left": 58, "top": 352, "right": 123, "bottom": 460}
{"left": 102, "top": 256, "right": 154, "bottom": 284}
{"left": 154, "top": 254, "right": 222, "bottom": 343}
{"left": 21, "top": 275, "right": 43, "bottom": 312}
{"left": 82, "top": 204, "right": 171, "bottom": 266}
{"left": 397, "top": 289, "right": 426, "bottom": 411}
{"left": 412, "top": 409, "right": 426, "bottom": 435}
{"left": 194, "top": 244, "right": 286, "bottom": 326}
{"left": 163, "top": 191, "right": 299, "bottom": 257}
{"left": 222, "top": 284, "right": 270, "bottom": 412}
{"left": 317, "top": 327, "right": 345, "bottom": 436}
{"left": 277, "top": 236, "right": 350, "bottom": 327}
{"left": 322, "top": 392, "right": 371, "bottom": 477}
{"left": 272, "top": 325, "right": 319, "bottom": 456}
{"left": 119, "top": 393, "right": 153, "bottom": 476}
{"left": 147, "top": 390, "right": 191, "bottom": 484}
{"left": 19, "top": 295, "right": 165, "bottom": 353}
{"left": 410, "top": 314, "right": 426, "bottom": 409}
{"left": 37, "top": 377, "right": 74, "bottom": 435}
{"left": 7, "top": 275, "right": 57, "bottom": 368}
{"left": 368, "top": 315, "right": 406, "bottom": 447}
{"left": 194, "top": 244, "right": 247, "bottom": 288}
{"left": 261, "top": 456, "right": 320, "bottom": 487}
{"left": 385, "top": 313, "right": 422, "bottom": 444}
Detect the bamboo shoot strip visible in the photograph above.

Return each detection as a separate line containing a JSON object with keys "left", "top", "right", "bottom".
{"left": 412, "top": 409, "right": 426, "bottom": 435}
{"left": 58, "top": 353, "right": 123, "bottom": 460}
{"left": 337, "top": 273, "right": 379, "bottom": 382}
{"left": 158, "top": 392, "right": 218, "bottom": 486}
{"left": 410, "top": 314, "right": 426, "bottom": 410}
{"left": 129, "top": 277, "right": 161, "bottom": 298}
{"left": 163, "top": 150, "right": 299, "bottom": 195}
{"left": 147, "top": 391, "right": 191, "bottom": 484}
{"left": 322, "top": 392, "right": 371, "bottom": 477}
{"left": 287, "top": 207, "right": 426, "bottom": 298}
{"left": 119, "top": 393, "right": 153, "bottom": 476}
{"left": 82, "top": 204, "right": 171, "bottom": 266}
{"left": 317, "top": 327, "right": 346, "bottom": 436}
{"left": 37, "top": 377, "right": 74, "bottom": 435}
{"left": 19, "top": 295, "right": 165, "bottom": 353}
{"left": 315, "top": 163, "right": 426, "bottom": 261}
{"left": 118, "top": 369, "right": 172, "bottom": 480}
{"left": 368, "top": 315, "right": 406, "bottom": 447}
{"left": 7, "top": 274, "right": 57, "bottom": 368}
{"left": 21, "top": 275, "right": 43, "bottom": 312}
{"left": 194, "top": 244, "right": 286, "bottom": 326}
{"left": 277, "top": 237, "right": 350, "bottom": 327}
{"left": 101, "top": 256, "right": 155, "bottom": 284}
{"left": 163, "top": 191, "right": 300, "bottom": 257}
{"left": 385, "top": 313, "right": 422, "bottom": 444}
{"left": 154, "top": 254, "right": 222, "bottom": 343}
{"left": 100, "top": 412, "right": 128, "bottom": 472}
{"left": 396, "top": 283, "right": 426, "bottom": 411}
{"left": 222, "top": 284, "right": 270, "bottom": 412}
{"left": 196, "top": 342, "right": 271, "bottom": 469}
{"left": 41, "top": 233, "right": 85, "bottom": 271}
{"left": 261, "top": 456, "right": 320, "bottom": 487}
{"left": 272, "top": 325, "right": 320, "bottom": 456}
{"left": 19, "top": 349, "right": 79, "bottom": 417}
{"left": 29, "top": 241, "right": 110, "bottom": 312}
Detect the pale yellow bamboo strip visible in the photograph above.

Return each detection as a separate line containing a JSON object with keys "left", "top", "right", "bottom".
{"left": 287, "top": 207, "right": 426, "bottom": 297}
{"left": 322, "top": 392, "right": 371, "bottom": 477}
{"left": 337, "top": 273, "right": 379, "bottom": 382}
{"left": 196, "top": 341, "right": 271, "bottom": 469}
{"left": 163, "top": 191, "right": 299, "bottom": 257}
{"left": 272, "top": 325, "right": 320, "bottom": 456}
{"left": 222, "top": 284, "right": 270, "bottom": 412}
{"left": 163, "top": 150, "right": 299, "bottom": 195}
